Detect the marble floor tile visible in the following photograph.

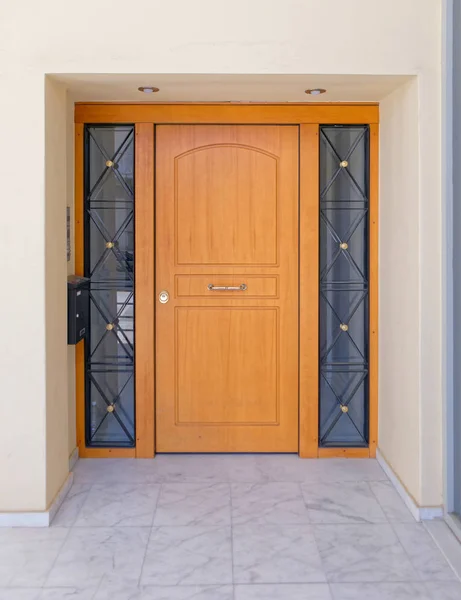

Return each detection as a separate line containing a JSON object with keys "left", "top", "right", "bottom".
{"left": 74, "top": 483, "right": 160, "bottom": 527}
{"left": 249, "top": 456, "right": 387, "bottom": 484}
{"left": 392, "top": 523, "right": 457, "bottom": 581}
{"left": 301, "top": 481, "right": 387, "bottom": 524}
{"left": 52, "top": 483, "right": 92, "bottom": 527}
{"left": 329, "top": 582, "right": 432, "bottom": 599}
{"left": 231, "top": 482, "right": 310, "bottom": 525}
{"left": 154, "top": 483, "right": 230, "bottom": 526}
{"left": 233, "top": 523, "right": 325, "bottom": 584}
{"left": 369, "top": 481, "right": 415, "bottom": 523}
{"left": 0, "top": 527, "right": 68, "bottom": 587}
{"left": 73, "top": 459, "right": 140, "bottom": 483}
{"left": 234, "top": 583, "right": 333, "bottom": 599}
{"left": 73, "top": 455, "right": 388, "bottom": 484}
{"left": 314, "top": 523, "right": 418, "bottom": 582}
{"left": 305, "top": 459, "right": 387, "bottom": 483}
{"left": 46, "top": 526, "right": 149, "bottom": 588}
{"left": 94, "top": 584, "right": 234, "bottom": 599}
{"left": 425, "top": 581, "right": 461, "bottom": 599}
{"left": 151, "top": 455, "right": 245, "bottom": 484}
{"left": 141, "top": 526, "right": 232, "bottom": 586}
{"left": 39, "top": 589, "right": 98, "bottom": 599}
{"left": 0, "top": 590, "right": 42, "bottom": 600}
{"left": 250, "top": 455, "right": 319, "bottom": 482}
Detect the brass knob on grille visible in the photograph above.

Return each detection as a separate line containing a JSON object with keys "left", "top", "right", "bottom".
{"left": 340, "top": 323, "right": 349, "bottom": 332}
{"left": 106, "top": 323, "right": 114, "bottom": 331}
{"left": 107, "top": 405, "right": 115, "bottom": 413}
{"left": 341, "top": 405, "right": 349, "bottom": 413}
{"left": 106, "top": 241, "right": 114, "bottom": 249}
{"left": 340, "top": 160, "right": 348, "bottom": 168}
{"left": 339, "top": 242, "right": 348, "bottom": 250}
{"left": 106, "top": 160, "right": 114, "bottom": 168}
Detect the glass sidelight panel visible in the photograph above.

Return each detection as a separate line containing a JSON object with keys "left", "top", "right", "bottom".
{"left": 84, "top": 125, "right": 135, "bottom": 447}
{"left": 319, "top": 126, "right": 369, "bottom": 447}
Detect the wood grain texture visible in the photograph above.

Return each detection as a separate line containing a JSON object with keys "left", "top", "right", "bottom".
{"left": 318, "top": 447, "right": 370, "bottom": 458}
{"left": 74, "top": 123, "right": 85, "bottom": 454}
{"left": 135, "top": 123, "right": 155, "bottom": 458}
{"left": 79, "top": 448, "right": 136, "bottom": 458}
{"left": 75, "top": 103, "right": 379, "bottom": 125}
{"left": 299, "top": 124, "right": 320, "bottom": 458}
{"left": 155, "top": 125, "right": 299, "bottom": 452}
{"left": 369, "top": 123, "right": 379, "bottom": 458}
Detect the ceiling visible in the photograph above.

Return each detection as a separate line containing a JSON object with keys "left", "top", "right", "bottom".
{"left": 53, "top": 73, "right": 412, "bottom": 103}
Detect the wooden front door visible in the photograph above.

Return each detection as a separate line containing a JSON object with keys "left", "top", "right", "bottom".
{"left": 155, "top": 125, "right": 299, "bottom": 452}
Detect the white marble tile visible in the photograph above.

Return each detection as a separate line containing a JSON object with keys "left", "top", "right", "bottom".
{"left": 95, "top": 584, "right": 234, "bottom": 599}
{"left": 0, "top": 590, "right": 42, "bottom": 600}
{"left": 74, "top": 483, "right": 160, "bottom": 527}
{"left": 46, "top": 527, "right": 149, "bottom": 588}
{"left": 233, "top": 523, "right": 325, "bottom": 584}
{"left": 425, "top": 581, "right": 461, "bottom": 599}
{"left": 0, "top": 527, "right": 68, "bottom": 587}
{"left": 250, "top": 455, "right": 320, "bottom": 483}
{"left": 73, "top": 456, "right": 388, "bottom": 485}
{"left": 306, "top": 459, "right": 387, "bottom": 483}
{"left": 154, "top": 483, "right": 230, "bottom": 526}
{"left": 153, "top": 455, "right": 264, "bottom": 484}
{"left": 329, "top": 582, "right": 432, "bottom": 599}
{"left": 141, "top": 526, "right": 232, "bottom": 586}
{"left": 302, "top": 481, "right": 387, "bottom": 524}
{"left": 39, "top": 589, "right": 98, "bottom": 599}
{"left": 392, "top": 523, "right": 457, "bottom": 581}
{"left": 314, "top": 523, "right": 418, "bottom": 582}
{"left": 234, "top": 583, "right": 332, "bottom": 599}
{"left": 52, "top": 483, "right": 92, "bottom": 527}
{"left": 369, "top": 481, "right": 415, "bottom": 522}
{"left": 231, "top": 482, "right": 310, "bottom": 525}
{"left": 250, "top": 456, "right": 387, "bottom": 484}
{"left": 73, "top": 459, "right": 160, "bottom": 484}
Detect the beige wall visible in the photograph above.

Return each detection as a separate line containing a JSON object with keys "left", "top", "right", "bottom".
{"left": 379, "top": 79, "right": 422, "bottom": 503}
{"left": 379, "top": 74, "right": 442, "bottom": 508}
{"left": 45, "top": 78, "right": 70, "bottom": 504}
{"left": 0, "top": 0, "right": 442, "bottom": 511}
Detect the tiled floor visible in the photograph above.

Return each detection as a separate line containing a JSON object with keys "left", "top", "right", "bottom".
{"left": 1, "top": 455, "right": 461, "bottom": 599}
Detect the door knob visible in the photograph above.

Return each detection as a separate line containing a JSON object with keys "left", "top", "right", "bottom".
{"left": 159, "top": 291, "right": 169, "bottom": 304}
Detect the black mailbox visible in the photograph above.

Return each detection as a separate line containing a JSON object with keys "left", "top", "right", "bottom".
{"left": 68, "top": 275, "right": 89, "bottom": 345}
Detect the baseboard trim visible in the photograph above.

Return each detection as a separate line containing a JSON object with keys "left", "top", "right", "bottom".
{"left": 376, "top": 449, "right": 444, "bottom": 522}
{"left": 0, "top": 472, "right": 73, "bottom": 527}
{"left": 69, "top": 446, "right": 79, "bottom": 471}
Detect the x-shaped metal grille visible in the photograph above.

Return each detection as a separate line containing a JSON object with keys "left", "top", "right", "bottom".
{"left": 84, "top": 126, "right": 135, "bottom": 447}
{"left": 319, "top": 126, "right": 369, "bottom": 447}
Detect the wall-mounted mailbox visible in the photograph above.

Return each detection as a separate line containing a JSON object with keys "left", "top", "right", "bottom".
{"left": 68, "top": 275, "right": 89, "bottom": 345}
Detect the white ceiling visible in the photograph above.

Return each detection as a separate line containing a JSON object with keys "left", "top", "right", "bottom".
{"left": 53, "top": 73, "right": 412, "bottom": 103}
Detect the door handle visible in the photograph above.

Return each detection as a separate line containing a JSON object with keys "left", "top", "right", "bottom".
{"left": 207, "top": 284, "right": 247, "bottom": 291}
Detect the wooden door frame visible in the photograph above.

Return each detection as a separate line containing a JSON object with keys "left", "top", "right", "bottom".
{"left": 74, "top": 103, "right": 379, "bottom": 459}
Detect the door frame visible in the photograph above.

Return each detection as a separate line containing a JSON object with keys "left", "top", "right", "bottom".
{"left": 74, "top": 103, "right": 379, "bottom": 459}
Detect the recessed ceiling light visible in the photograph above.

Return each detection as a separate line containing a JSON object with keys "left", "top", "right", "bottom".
{"left": 138, "top": 86, "right": 160, "bottom": 93}
{"left": 305, "top": 88, "right": 326, "bottom": 96}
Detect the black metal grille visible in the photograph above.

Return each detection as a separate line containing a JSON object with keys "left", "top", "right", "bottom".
{"left": 84, "top": 125, "right": 135, "bottom": 447}
{"left": 319, "top": 126, "right": 370, "bottom": 447}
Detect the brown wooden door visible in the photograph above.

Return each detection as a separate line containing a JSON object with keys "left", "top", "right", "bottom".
{"left": 155, "top": 125, "right": 299, "bottom": 452}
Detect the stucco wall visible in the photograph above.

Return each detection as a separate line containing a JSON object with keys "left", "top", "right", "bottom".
{"left": 0, "top": 0, "right": 442, "bottom": 511}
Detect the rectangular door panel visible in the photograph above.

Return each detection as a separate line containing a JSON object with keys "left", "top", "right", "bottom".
{"left": 156, "top": 125, "right": 299, "bottom": 452}
{"left": 175, "top": 307, "right": 278, "bottom": 425}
